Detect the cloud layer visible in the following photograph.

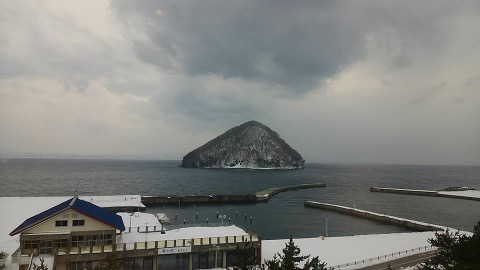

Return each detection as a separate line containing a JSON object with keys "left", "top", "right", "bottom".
{"left": 0, "top": 0, "right": 479, "bottom": 165}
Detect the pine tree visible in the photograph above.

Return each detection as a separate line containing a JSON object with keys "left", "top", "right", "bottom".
{"left": 233, "top": 240, "right": 259, "bottom": 270}
{"left": 33, "top": 258, "right": 49, "bottom": 270}
{"left": 302, "top": 256, "right": 327, "bottom": 270}
{"left": 95, "top": 253, "right": 121, "bottom": 270}
{"left": 425, "top": 229, "right": 460, "bottom": 269}
{"left": 263, "top": 235, "right": 327, "bottom": 270}
{"left": 421, "top": 222, "right": 480, "bottom": 270}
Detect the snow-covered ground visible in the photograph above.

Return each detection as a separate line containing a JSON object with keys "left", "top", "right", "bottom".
{"left": 438, "top": 190, "right": 480, "bottom": 199}
{"left": 262, "top": 232, "right": 437, "bottom": 269}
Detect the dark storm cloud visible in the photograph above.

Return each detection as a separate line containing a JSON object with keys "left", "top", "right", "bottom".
{"left": 112, "top": 0, "right": 368, "bottom": 94}
{"left": 111, "top": 0, "right": 476, "bottom": 96}
{"left": 149, "top": 81, "right": 269, "bottom": 131}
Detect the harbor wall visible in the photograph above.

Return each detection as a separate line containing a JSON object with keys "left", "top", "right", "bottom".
{"left": 370, "top": 187, "right": 437, "bottom": 196}
{"left": 304, "top": 201, "right": 444, "bottom": 232}
{"left": 255, "top": 183, "right": 326, "bottom": 201}
{"left": 141, "top": 194, "right": 258, "bottom": 205}
{"left": 142, "top": 183, "right": 327, "bottom": 205}
{"left": 370, "top": 187, "right": 480, "bottom": 201}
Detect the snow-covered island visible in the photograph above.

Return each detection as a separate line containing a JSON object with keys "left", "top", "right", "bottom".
{"left": 180, "top": 120, "right": 305, "bottom": 169}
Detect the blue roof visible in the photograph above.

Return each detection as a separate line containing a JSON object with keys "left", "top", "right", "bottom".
{"left": 10, "top": 197, "right": 125, "bottom": 236}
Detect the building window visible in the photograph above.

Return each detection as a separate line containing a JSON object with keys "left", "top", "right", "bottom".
{"left": 73, "top": 220, "right": 85, "bottom": 226}
{"left": 55, "top": 220, "right": 68, "bottom": 227}
{"left": 158, "top": 254, "right": 189, "bottom": 270}
{"left": 192, "top": 252, "right": 219, "bottom": 270}
{"left": 72, "top": 234, "right": 112, "bottom": 247}
{"left": 24, "top": 240, "right": 38, "bottom": 250}
{"left": 72, "top": 236, "right": 84, "bottom": 247}
{"left": 54, "top": 239, "right": 68, "bottom": 248}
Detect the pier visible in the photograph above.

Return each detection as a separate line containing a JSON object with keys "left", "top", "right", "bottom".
{"left": 304, "top": 201, "right": 445, "bottom": 232}
{"left": 141, "top": 183, "right": 327, "bottom": 205}
{"left": 370, "top": 187, "right": 480, "bottom": 201}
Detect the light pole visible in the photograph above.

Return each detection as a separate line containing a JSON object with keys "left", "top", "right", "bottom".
{"left": 145, "top": 222, "right": 148, "bottom": 242}
{"left": 324, "top": 216, "right": 329, "bottom": 237}
{"left": 129, "top": 212, "right": 133, "bottom": 231}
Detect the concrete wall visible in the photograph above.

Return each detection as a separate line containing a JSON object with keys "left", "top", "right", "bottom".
{"left": 304, "top": 201, "right": 444, "bottom": 232}
{"left": 142, "top": 195, "right": 258, "bottom": 205}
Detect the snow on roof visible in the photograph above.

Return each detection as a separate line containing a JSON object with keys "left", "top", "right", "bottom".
{"left": 118, "top": 224, "right": 249, "bottom": 244}
{"left": 116, "top": 212, "right": 251, "bottom": 244}
{"left": 262, "top": 232, "right": 437, "bottom": 269}
{"left": 80, "top": 195, "right": 145, "bottom": 209}
{"left": 117, "top": 212, "right": 161, "bottom": 228}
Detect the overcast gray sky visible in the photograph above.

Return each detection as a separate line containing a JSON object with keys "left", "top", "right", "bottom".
{"left": 0, "top": 0, "right": 479, "bottom": 165}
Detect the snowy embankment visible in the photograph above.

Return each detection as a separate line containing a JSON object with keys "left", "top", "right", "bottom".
{"left": 262, "top": 232, "right": 436, "bottom": 270}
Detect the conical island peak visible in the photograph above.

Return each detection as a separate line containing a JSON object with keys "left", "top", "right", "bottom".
{"left": 180, "top": 120, "right": 305, "bottom": 169}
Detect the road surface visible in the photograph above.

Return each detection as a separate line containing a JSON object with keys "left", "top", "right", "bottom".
{"left": 357, "top": 250, "right": 436, "bottom": 270}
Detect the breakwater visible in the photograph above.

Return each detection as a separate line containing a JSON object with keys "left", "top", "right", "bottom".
{"left": 141, "top": 183, "right": 326, "bottom": 205}
{"left": 141, "top": 194, "right": 258, "bottom": 205}
{"left": 304, "top": 201, "right": 445, "bottom": 232}
{"left": 370, "top": 187, "right": 480, "bottom": 201}
{"left": 255, "top": 183, "right": 326, "bottom": 201}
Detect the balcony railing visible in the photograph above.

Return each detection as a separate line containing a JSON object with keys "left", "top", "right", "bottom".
{"left": 48, "top": 234, "right": 259, "bottom": 255}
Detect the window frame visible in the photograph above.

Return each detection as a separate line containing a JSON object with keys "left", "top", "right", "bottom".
{"left": 55, "top": 220, "right": 68, "bottom": 227}
{"left": 73, "top": 219, "right": 85, "bottom": 226}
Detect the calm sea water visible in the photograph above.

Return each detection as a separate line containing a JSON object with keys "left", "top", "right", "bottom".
{"left": 1, "top": 158, "right": 479, "bottom": 239}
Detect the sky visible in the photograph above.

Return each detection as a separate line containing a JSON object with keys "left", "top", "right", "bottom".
{"left": 0, "top": 0, "right": 479, "bottom": 165}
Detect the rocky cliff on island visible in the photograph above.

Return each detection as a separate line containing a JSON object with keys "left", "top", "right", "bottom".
{"left": 180, "top": 120, "right": 305, "bottom": 169}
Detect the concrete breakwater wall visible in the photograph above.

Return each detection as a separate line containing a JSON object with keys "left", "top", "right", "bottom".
{"left": 304, "top": 201, "right": 445, "bottom": 232}
{"left": 370, "top": 187, "right": 437, "bottom": 196}
{"left": 255, "top": 183, "right": 327, "bottom": 201}
{"left": 142, "top": 194, "right": 257, "bottom": 205}
{"left": 142, "top": 183, "right": 327, "bottom": 205}
{"left": 370, "top": 187, "right": 480, "bottom": 201}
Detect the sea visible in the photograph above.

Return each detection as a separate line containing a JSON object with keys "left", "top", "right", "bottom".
{"left": 1, "top": 158, "right": 479, "bottom": 240}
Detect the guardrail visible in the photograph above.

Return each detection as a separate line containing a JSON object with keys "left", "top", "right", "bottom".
{"left": 328, "top": 245, "right": 435, "bottom": 270}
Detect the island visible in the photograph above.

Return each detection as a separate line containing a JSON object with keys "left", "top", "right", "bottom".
{"left": 180, "top": 120, "right": 305, "bottom": 169}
